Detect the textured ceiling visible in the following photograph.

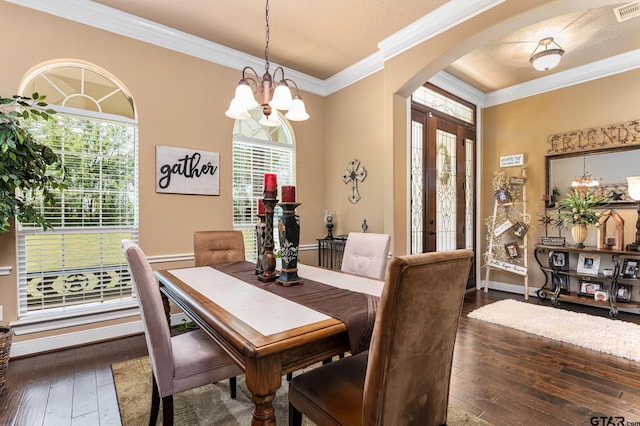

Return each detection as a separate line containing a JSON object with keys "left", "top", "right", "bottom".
{"left": 445, "top": 5, "right": 640, "bottom": 92}
{"left": 90, "top": 1, "right": 640, "bottom": 92}
{"left": 92, "top": 0, "right": 448, "bottom": 81}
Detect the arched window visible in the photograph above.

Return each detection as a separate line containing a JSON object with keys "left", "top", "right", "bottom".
{"left": 16, "top": 61, "right": 138, "bottom": 324}
{"left": 232, "top": 110, "right": 296, "bottom": 258}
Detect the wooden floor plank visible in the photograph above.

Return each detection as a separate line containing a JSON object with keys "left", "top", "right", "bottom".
{"left": 0, "top": 290, "right": 639, "bottom": 426}
{"left": 42, "top": 375, "right": 74, "bottom": 426}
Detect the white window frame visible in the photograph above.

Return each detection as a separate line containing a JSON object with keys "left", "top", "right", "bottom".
{"left": 13, "top": 63, "right": 138, "bottom": 333}
{"left": 232, "top": 114, "right": 296, "bottom": 259}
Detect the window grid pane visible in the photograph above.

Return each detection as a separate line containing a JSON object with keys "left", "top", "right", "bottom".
{"left": 232, "top": 116, "right": 295, "bottom": 261}
{"left": 18, "top": 112, "right": 138, "bottom": 317}
{"left": 410, "top": 120, "right": 424, "bottom": 255}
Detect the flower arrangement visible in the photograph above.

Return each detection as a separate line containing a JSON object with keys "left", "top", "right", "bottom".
{"left": 557, "top": 190, "right": 608, "bottom": 226}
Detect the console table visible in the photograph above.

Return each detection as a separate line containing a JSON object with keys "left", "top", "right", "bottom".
{"left": 317, "top": 237, "right": 347, "bottom": 270}
{"left": 534, "top": 244, "right": 640, "bottom": 317}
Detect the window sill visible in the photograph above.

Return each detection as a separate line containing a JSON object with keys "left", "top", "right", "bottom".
{"left": 10, "top": 301, "right": 140, "bottom": 336}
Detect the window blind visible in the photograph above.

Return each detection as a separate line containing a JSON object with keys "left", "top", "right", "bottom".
{"left": 17, "top": 114, "right": 138, "bottom": 317}
{"left": 232, "top": 137, "right": 294, "bottom": 259}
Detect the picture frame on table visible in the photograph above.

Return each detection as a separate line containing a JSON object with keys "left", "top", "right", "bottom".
{"left": 576, "top": 253, "right": 600, "bottom": 275}
{"left": 594, "top": 289, "right": 609, "bottom": 302}
{"left": 495, "top": 190, "right": 510, "bottom": 204}
{"left": 512, "top": 222, "right": 529, "bottom": 239}
{"left": 621, "top": 258, "right": 639, "bottom": 278}
{"left": 504, "top": 242, "right": 521, "bottom": 258}
{"left": 578, "top": 279, "right": 602, "bottom": 297}
{"left": 616, "top": 284, "right": 633, "bottom": 302}
{"left": 548, "top": 250, "right": 569, "bottom": 271}
{"left": 550, "top": 273, "right": 570, "bottom": 294}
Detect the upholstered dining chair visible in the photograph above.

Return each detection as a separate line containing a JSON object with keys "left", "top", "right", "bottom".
{"left": 194, "top": 230, "right": 246, "bottom": 266}
{"left": 122, "top": 240, "right": 243, "bottom": 426}
{"left": 288, "top": 249, "right": 474, "bottom": 426}
{"left": 340, "top": 232, "right": 391, "bottom": 280}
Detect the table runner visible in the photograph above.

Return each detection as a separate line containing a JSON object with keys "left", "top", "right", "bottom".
{"left": 214, "top": 262, "right": 379, "bottom": 354}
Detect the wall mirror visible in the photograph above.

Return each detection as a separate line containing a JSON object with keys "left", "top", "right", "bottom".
{"left": 545, "top": 146, "right": 640, "bottom": 208}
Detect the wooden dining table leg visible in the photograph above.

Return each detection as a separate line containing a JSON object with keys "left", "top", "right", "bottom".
{"left": 245, "top": 354, "right": 282, "bottom": 425}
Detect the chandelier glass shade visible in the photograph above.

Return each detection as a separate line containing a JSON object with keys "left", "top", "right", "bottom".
{"left": 529, "top": 37, "right": 565, "bottom": 71}
{"left": 570, "top": 157, "right": 601, "bottom": 194}
{"left": 225, "top": 0, "right": 309, "bottom": 125}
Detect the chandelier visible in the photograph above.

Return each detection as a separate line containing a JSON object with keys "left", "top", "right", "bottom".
{"left": 225, "top": 0, "right": 309, "bottom": 127}
{"left": 571, "top": 156, "right": 601, "bottom": 194}
{"left": 529, "top": 37, "right": 565, "bottom": 71}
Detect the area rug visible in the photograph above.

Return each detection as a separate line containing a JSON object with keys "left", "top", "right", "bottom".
{"left": 112, "top": 356, "right": 490, "bottom": 425}
{"left": 468, "top": 299, "right": 640, "bottom": 362}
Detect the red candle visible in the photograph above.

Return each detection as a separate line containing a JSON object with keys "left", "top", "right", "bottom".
{"left": 264, "top": 173, "right": 277, "bottom": 192}
{"left": 257, "top": 199, "right": 265, "bottom": 215}
{"left": 282, "top": 185, "right": 296, "bottom": 202}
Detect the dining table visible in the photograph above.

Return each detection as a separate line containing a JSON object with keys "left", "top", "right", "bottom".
{"left": 154, "top": 261, "right": 383, "bottom": 425}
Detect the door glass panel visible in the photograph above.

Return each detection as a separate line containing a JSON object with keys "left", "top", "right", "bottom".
{"left": 465, "top": 138, "right": 474, "bottom": 250}
{"left": 436, "top": 129, "right": 457, "bottom": 251}
{"left": 411, "top": 120, "right": 424, "bottom": 255}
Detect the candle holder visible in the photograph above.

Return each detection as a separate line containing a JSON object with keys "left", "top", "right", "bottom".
{"left": 258, "top": 198, "right": 278, "bottom": 282}
{"left": 323, "top": 210, "right": 335, "bottom": 240}
{"left": 276, "top": 202, "right": 303, "bottom": 286}
{"left": 255, "top": 213, "right": 266, "bottom": 275}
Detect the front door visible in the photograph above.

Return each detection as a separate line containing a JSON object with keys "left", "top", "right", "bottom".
{"left": 410, "top": 87, "right": 476, "bottom": 287}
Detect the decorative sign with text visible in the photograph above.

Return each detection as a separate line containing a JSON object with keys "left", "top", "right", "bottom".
{"left": 488, "top": 258, "right": 527, "bottom": 276}
{"left": 155, "top": 145, "right": 219, "bottom": 195}
{"left": 547, "top": 118, "right": 640, "bottom": 154}
{"left": 499, "top": 154, "right": 524, "bottom": 167}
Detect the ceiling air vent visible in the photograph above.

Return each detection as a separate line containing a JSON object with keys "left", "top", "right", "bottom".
{"left": 614, "top": 1, "right": 640, "bottom": 22}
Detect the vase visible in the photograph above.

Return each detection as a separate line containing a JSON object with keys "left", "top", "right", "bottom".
{"left": 571, "top": 224, "right": 588, "bottom": 248}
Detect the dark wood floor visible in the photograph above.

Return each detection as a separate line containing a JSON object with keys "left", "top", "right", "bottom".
{"left": 1, "top": 290, "right": 640, "bottom": 425}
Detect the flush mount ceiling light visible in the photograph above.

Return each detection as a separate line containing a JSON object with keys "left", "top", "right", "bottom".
{"left": 529, "top": 37, "right": 565, "bottom": 71}
{"left": 225, "top": 0, "right": 309, "bottom": 127}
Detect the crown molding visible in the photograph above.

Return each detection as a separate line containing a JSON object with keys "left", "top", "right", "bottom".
{"left": 484, "top": 49, "right": 640, "bottom": 107}
{"left": 6, "top": 0, "right": 327, "bottom": 96}
{"left": 324, "top": 51, "right": 385, "bottom": 94}
{"left": 7, "top": 0, "right": 640, "bottom": 106}
{"left": 377, "top": 0, "right": 506, "bottom": 60}
{"left": 428, "top": 72, "right": 486, "bottom": 107}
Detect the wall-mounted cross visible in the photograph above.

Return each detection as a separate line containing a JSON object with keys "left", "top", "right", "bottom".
{"left": 342, "top": 159, "right": 367, "bottom": 204}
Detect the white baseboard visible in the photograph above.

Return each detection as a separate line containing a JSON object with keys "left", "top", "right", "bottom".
{"left": 10, "top": 312, "right": 188, "bottom": 358}
{"left": 479, "top": 279, "right": 539, "bottom": 297}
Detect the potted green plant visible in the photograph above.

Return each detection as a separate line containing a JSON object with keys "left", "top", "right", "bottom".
{"left": 0, "top": 93, "right": 66, "bottom": 393}
{"left": 0, "top": 93, "right": 66, "bottom": 233}
{"left": 557, "top": 189, "right": 609, "bottom": 248}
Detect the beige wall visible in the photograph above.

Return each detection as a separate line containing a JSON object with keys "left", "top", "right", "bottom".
{"left": 1, "top": 0, "right": 637, "bottom": 348}
{"left": 482, "top": 69, "right": 640, "bottom": 287}
{"left": 0, "top": 2, "right": 325, "bottom": 342}
{"left": 323, "top": 71, "right": 385, "bottom": 237}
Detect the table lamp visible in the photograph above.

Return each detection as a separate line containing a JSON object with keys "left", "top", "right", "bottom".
{"left": 626, "top": 176, "right": 640, "bottom": 251}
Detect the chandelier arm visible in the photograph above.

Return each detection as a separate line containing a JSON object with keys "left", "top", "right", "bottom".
{"left": 242, "top": 66, "right": 259, "bottom": 82}
{"left": 272, "top": 66, "right": 286, "bottom": 82}
{"left": 283, "top": 78, "right": 300, "bottom": 93}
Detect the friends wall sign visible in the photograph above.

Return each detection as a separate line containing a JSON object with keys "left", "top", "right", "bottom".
{"left": 155, "top": 145, "right": 219, "bottom": 195}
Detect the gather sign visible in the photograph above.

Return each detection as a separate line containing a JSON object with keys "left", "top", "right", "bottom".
{"left": 155, "top": 145, "right": 220, "bottom": 195}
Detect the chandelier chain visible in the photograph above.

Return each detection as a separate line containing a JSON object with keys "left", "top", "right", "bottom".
{"left": 264, "top": 0, "right": 270, "bottom": 74}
